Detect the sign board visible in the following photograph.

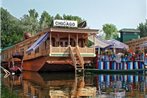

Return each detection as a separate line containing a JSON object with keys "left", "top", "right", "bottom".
{"left": 53, "top": 20, "right": 77, "bottom": 28}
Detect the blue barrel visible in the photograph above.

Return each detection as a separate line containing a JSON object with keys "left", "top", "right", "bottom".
{"left": 134, "top": 61, "right": 138, "bottom": 69}
{"left": 105, "top": 61, "right": 110, "bottom": 70}
{"left": 124, "top": 62, "right": 127, "bottom": 70}
{"left": 139, "top": 61, "right": 144, "bottom": 69}
{"left": 112, "top": 61, "right": 116, "bottom": 70}
{"left": 120, "top": 62, "right": 123, "bottom": 70}
{"left": 98, "top": 61, "right": 104, "bottom": 70}
{"left": 128, "top": 61, "right": 133, "bottom": 70}
{"left": 144, "top": 57, "right": 147, "bottom": 65}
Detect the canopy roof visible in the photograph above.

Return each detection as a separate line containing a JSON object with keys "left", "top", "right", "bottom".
{"left": 89, "top": 35, "right": 129, "bottom": 49}
{"left": 106, "top": 39, "right": 129, "bottom": 49}
{"left": 42, "top": 27, "right": 99, "bottom": 34}
{"left": 88, "top": 35, "right": 110, "bottom": 48}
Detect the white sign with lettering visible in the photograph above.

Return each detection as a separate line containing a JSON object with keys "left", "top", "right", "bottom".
{"left": 53, "top": 20, "right": 77, "bottom": 28}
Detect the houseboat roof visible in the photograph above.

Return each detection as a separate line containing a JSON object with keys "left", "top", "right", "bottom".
{"left": 41, "top": 27, "right": 99, "bottom": 34}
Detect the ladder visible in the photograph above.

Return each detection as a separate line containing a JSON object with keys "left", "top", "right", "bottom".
{"left": 72, "top": 75, "right": 85, "bottom": 98}
{"left": 69, "top": 46, "right": 84, "bottom": 74}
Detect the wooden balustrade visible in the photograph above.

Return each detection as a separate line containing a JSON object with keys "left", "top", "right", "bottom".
{"left": 51, "top": 46, "right": 94, "bottom": 54}
{"left": 51, "top": 47, "right": 69, "bottom": 53}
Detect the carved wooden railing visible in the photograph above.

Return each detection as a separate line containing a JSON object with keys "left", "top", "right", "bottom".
{"left": 51, "top": 46, "right": 94, "bottom": 54}
{"left": 51, "top": 47, "right": 69, "bottom": 53}
{"left": 78, "top": 47, "right": 94, "bottom": 53}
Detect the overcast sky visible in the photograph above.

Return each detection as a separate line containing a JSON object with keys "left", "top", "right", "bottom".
{"left": 1, "top": 0, "right": 147, "bottom": 30}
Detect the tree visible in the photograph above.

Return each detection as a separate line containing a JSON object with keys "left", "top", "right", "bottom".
{"left": 54, "top": 14, "right": 62, "bottom": 19}
{"left": 102, "top": 24, "right": 118, "bottom": 40}
{"left": 20, "top": 9, "right": 39, "bottom": 35}
{"left": 1, "top": 7, "right": 23, "bottom": 48}
{"left": 63, "top": 14, "right": 83, "bottom": 24}
{"left": 39, "top": 11, "right": 53, "bottom": 29}
{"left": 138, "top": 20, "right": 147, "bottom": 37}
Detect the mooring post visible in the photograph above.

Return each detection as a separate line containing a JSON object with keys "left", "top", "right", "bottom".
{"left": 12, "top": 58, "right": 15, "bottom": 67}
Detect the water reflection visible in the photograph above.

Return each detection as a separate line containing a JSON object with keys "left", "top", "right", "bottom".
{"left": 96, "top": 74, "right": 147, "bottom": 98}
{"left": 2, "top": 72, "right": 147, "bottom": 98}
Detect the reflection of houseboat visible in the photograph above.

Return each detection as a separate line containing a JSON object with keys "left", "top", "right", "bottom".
{"left": 22, "top": 72, "right": 96, "bottom": 98}
{"left": 1, "top": 20, "right": 98, "bottom": 72}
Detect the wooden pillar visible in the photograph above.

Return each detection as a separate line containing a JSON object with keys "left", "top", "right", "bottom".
{"left": 76, "top": 34, "right": 78, "bottom": 46}
{"left": 49, "top": 33, "right": 52, "bottom": 54}
{"left": 143, "top": 45, "right": 145, "bottom": 61}
{"left": 68, "top": 34, "right": 70, "bottom": 46}
{"left": 93, "top": 34, "right": 95, "bottom": 53}
{"left": 58, "top": 33, "right": 60, "bottom": 46}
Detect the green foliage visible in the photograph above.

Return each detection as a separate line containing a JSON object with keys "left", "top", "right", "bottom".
{"left": 54, "top": 13, "right": 62, "bottom": 19}
{"left": 1, "top": 7, "right": 84, "bottom": 48}
{"left": 20, "top": 9, "right": 39, "bottom": 35}
{"left": 102, "top": 24, "right": 118, "bottom": 40}
{"left": 63, "top": 14, "right": 83, "bottom": 23}
{"left": 1, "top": 8, "right": 23, "bottom": 48}
{"left": 138, "top": 20, "right": 147, "bottom": 37}
{"left": 40, "top": 11, "right": 53, "bottom": 29}
{"left": 54, "top": 14, "right": 83, "bottom": 24}
{"left": 87, "top": 40, "right": 94, "bottom": 47}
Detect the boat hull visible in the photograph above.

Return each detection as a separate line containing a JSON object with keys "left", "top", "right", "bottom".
{"left": 22, "top": 56, "right": 75, "bottom": 72}
{"left": 2, "top": 56, "right": 94, "bottom": 72}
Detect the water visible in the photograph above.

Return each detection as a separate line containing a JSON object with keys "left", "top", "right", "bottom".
{"left": 1, "top": 71, "right": 147, "bottom": 98}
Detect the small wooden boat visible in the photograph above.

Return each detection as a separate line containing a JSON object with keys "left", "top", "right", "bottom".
{"left": 1, "top": 23, "right": 98, "bottom": 72}
{"left": 9, "top": 66, "right": 22, "bottom": 74}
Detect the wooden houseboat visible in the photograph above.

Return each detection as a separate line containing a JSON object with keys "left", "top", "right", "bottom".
{"left": 1, "top": 23, "right": 98, "bottom": 72}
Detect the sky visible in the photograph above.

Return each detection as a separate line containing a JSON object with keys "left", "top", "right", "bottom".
{"left": 1, "top": 0, "right": 147, "bottom": 30}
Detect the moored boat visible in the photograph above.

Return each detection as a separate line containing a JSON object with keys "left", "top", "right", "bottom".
{"left": 1, "top": 20, "right": 98, "bottom": 72}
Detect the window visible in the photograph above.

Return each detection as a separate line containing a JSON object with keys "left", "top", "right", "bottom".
{"left": 35, "top": 47, "right": 39, "bottom": 53}
{"left": 27, "top": 46, "right": 31, "bottom": 55}
{"left": 2, "top": 54, "right": 4, "bottom": 59}
{"left": 5, "top": 54, "right": 8, "bottom": 59}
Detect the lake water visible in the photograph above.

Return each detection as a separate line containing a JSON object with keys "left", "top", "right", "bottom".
{"left": 1, "top": 71, "right": 147, "bottom": 98}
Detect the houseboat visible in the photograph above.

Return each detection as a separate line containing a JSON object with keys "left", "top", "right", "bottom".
{"left": 1, "top": 20, "right": 98, "bottom": 72}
